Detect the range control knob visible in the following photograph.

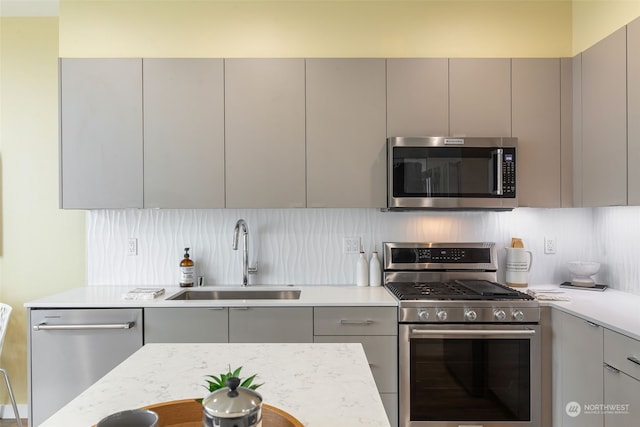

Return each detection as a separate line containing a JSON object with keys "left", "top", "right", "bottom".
{"left": 418, "top": 310, "right": 430, "bottom": 321}
{"left": 465, "top": 310, "right": 477, "bottom": 321}
{"left": 494, "top": 310, "right": 507, "bottom": 321}
{"left": 436, "top": 310, "right": 448, "bottom": 321}
{"left": 512, "top": 310, "right": 525, "bottom": 321}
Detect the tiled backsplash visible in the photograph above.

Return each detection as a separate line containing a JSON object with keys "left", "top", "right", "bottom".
{"left": 86, "top": 206, "right": 640, "bottom": 291}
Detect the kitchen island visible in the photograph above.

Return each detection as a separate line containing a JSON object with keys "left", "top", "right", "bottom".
{"left": 40, "top": 342, "right": 390, "bottom": 427}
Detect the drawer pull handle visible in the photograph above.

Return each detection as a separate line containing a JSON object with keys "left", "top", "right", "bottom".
{"left": 627, "top": 356, "right": 640, "bottom": 366}
{"left": 340, "top": 320, "right": 374, "bottom": 325}
{"left": 604, "top": 363, "right": 620, "bottom": 373}
{"left": 33, "top": 322, "right": 135, "bottom": 331}
{"left": 585, "top": 320, "right": 600, "bottom": 328}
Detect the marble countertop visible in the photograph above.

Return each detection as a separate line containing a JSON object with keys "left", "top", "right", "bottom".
{"left": 24, "top": 285, "right": 398, "bottom": 308}
{"left": 40, "top": 342, "right": 390, "bottom": 427}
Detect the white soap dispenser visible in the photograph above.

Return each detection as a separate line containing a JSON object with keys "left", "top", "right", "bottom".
{"left": 356, "top": 248, "right": 369, "bottom": 287}
{"left": 369, "top": 249, "right": 381, "bottom": 287}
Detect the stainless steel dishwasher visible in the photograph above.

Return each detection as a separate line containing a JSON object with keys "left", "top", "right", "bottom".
{"left": 28, "top": 308, "right": 143, "bottom": 426}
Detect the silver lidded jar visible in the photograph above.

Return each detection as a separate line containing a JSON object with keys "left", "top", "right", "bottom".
{"left": 202, "top": 377, "right": 263, "bottom": 427}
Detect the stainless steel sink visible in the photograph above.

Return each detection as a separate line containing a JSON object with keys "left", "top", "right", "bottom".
{"left": 168, "top": 289, "right": 301, "bottom": 300}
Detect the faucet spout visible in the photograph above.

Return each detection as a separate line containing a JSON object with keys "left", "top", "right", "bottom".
{"left": 232, "top": 219, "right": 257, "bottom": 286}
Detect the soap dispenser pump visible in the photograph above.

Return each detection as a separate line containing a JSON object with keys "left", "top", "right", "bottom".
{"left": 179, "top": 248, "right": 195, "bottom": 287}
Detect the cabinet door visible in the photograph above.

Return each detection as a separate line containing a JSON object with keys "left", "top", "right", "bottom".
{"left": 628, "top": 18, "right": 640, "bottom": 205}
{"left": 449, "top": 58, "right": 511, "bottom": 137}
{"left": 554, "top": 311, "right": 604, "bottom": 427}
{"left": 225, "top": 59, "right": 306, "bottom": 208}
{"left": 229, "top": 307, "right": 313, "bottom": 343}
{"left": 144, "top": 307, "right": 228, "bottom": 343}
{"left": 512, "top": 58, "right": 561, "bottom": 207}
{"left": 604, "top": 366, "right": 640, "bottom": 427}
{"left": 306, "top": 59, "right": 387, "bottom": 208}
{"left": 386, "top": 58, "right": 449, "bottom": 136}
{"left": 143, "top": 59, "right": 225, "bottom": 208}
{"left": 60, "top": 59, "right": 143, "bottom": 208}
{"left": 581, "top": 27, "right": 627, "bottom": 207}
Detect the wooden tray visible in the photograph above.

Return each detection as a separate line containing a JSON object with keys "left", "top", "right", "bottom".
{"left": 141, "top": 398, "right": 303, "bottom": 427}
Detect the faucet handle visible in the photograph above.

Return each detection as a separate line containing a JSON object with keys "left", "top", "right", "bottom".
{"left": 248, "top": 262, "right": 258, "bottom": 275}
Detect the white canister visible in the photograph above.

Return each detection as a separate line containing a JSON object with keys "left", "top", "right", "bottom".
{"left": 356, "top": 251, "right": 369, "bottom": 286}
{"left": 369, "top": 251, "right": 382, "bottom": 287}
{"left": 505, "top": 247, "right": 533, "bottom": 287}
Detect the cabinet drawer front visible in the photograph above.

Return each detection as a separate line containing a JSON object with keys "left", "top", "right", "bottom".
{"left": 314, "top": 335, "right": 398, "bottom": 393}
{"left": 605, "top": 329, "right": 640, "bottom": 380}
{"left": 144, "top": 307, "right": 228, "bottom": 343}
{"left": 314, "top": 307, "right": 397, "bottom": 336}
{"left": 229, "top": 307, "right": 313, "bottom": 343}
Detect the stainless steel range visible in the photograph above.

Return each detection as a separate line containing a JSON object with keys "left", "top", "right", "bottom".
{"left": 383, "top": 242, "right": 541, "bottom": 427}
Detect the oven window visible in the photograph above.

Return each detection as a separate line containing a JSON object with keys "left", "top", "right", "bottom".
{"left": 410, "top": 338, "right": 531, "bottom": 421}
{"left": 393, "top": 147, "right": 499, "bottom": 198}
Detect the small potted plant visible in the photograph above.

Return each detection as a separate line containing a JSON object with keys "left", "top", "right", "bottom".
{"left": 204, "top": 366, "right": 263, "bottom": 392}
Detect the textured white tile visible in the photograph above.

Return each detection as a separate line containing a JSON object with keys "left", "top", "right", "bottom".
{"left": 86, "top": 207, "right": 637, "bottom": 294}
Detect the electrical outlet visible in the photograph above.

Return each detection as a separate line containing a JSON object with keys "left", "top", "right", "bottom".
{"left": 544, "top": 236, "right": 556, "bottom": 254}
{"left": 127, "top": 238, "right": 138, "bottom": 256}
{"left": 343, "top": 237, "right": 361, "bottom": 254}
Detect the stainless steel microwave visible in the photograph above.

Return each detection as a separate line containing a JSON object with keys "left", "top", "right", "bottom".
{"left": 387, "top": 136, "right": 517, "bottom": 210}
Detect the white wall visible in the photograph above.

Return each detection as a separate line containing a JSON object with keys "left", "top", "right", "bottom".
{"left": 87, "top": 207, "right": 610, "bottom": 290}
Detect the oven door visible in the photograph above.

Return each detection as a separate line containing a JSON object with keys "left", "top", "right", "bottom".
{"left": 399, "top": 323, "right": 541, "bottom": 427}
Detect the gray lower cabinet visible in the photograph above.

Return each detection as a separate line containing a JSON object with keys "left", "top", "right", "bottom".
{"left": 225, "top": 59, "right": 306, "bottom": 208}
{"left": 229, "top": 307, "right": 313, "bottom": 343}
{"left": 552, "top": 310, "right": 604, "bottom": 427}
{"left": 305, "top": 59, "right": 387, "bottom": 208}
{"left": 449, "top": 58, "right": 511, "bottom": 137}
{"left": 143, "top": 58, "right": 225, "bottom": 208}
{"left": 603, "top": 329, "right": 640, "bottom": 427}
{"left": 59, "top": 58, "right": 143, "bottom": 208}
{"left": 144, "top": 307, "right": 228, "bottom": 343}
{"left": 313, "top": 306, "right": 398, "bottom": 427}
{"left": 580, "top": 26, "right": 627, "bottom": 207}
{"left": 29, "top": 308, "right": 143, "bottom": 426}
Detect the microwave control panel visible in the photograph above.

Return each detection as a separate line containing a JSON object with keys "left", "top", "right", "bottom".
{"left": 502, "top": 149, "right": 516, "bottom": 196}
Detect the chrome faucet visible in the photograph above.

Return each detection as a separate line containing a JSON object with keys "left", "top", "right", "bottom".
{"left": 232, "top": 219, "right": 258, "bottom": 286}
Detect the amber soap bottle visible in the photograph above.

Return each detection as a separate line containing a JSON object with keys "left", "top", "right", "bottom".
{"left": 179, "top": 247, "right": 195, "bottom": 287}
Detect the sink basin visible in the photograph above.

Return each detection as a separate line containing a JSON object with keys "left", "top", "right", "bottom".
{"left": 168, "top": 289, "right": 301, "bottom": 301}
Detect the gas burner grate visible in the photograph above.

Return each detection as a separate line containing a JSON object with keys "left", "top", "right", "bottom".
{"left": 385, "top": 281, "right": 534, "bottom": 301}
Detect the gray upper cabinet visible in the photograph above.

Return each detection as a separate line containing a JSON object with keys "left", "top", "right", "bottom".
{"left": 386, "top": 58, "right": 449, "bottom": 137}
{"left": 628, "top": 18, "right": 640, "bottom": 205}
{"left": 59, "top": 59, "right": 143, "bottom": 208}
{"left": 581, "top": 27, "right": 627, "bottom": 207}
{"left": 512, "top": 58, "right": 562, "bottom": 207}
{"left": 306, "top": 59, "right": 387, "bottom": 208}
{"left": 225, "top": 59, "right": 306, "bottom": 208}
{"left": 449, "top": 58, "right": 511, "bottom": 137}
{"left": 143, "top": 59, "right": 225, "bottom": 208}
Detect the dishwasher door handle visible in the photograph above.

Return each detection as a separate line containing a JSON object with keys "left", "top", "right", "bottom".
{"left": 33, "top": 321, "right": 135, "bottom": 331}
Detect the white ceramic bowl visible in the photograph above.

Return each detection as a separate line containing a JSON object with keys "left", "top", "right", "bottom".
{"left": 567, "top": 261, "right": 600, "bottom": 286}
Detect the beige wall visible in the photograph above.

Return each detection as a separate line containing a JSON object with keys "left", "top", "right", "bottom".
{"left": 0, "top": 17, "right": 86, "bottom": 406}
{"left": 1, "top": 0, "right": 639, "bottom": 410}
{"left": 59, "top": 0, "right": 572, "bottom": 57}
{"left": 573, "top": 0, "right": 640, "bottom": 53}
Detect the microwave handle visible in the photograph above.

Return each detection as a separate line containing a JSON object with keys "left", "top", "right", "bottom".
{"left": 496, "top": 148, "right": 504, "bottom": 196}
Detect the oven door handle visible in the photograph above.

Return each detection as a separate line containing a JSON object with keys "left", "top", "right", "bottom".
{"left": 409, "top": 328, "right": 536, "bottom": 339}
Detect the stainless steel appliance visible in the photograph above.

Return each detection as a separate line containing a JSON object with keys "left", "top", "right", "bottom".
{"left": 383, "top": 242, "right": 540, "bottom": 427}
{"left": 29, "top": 308, "right": 143, "bottom": 426}
{"left": 387, "top": 137, "right": 517, "bottom": 210}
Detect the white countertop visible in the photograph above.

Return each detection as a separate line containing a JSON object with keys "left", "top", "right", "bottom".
{"left": 40, "top": 342, "right": 390, "bottom": 427}
{"left": 25, "top": 283, "right": 640, "bottom": 340}
{"left": 529, "top": 284, "right": 640, "bottom": 340}
{"left": 25, "top": 285, "right": 398, "bottom": 308}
